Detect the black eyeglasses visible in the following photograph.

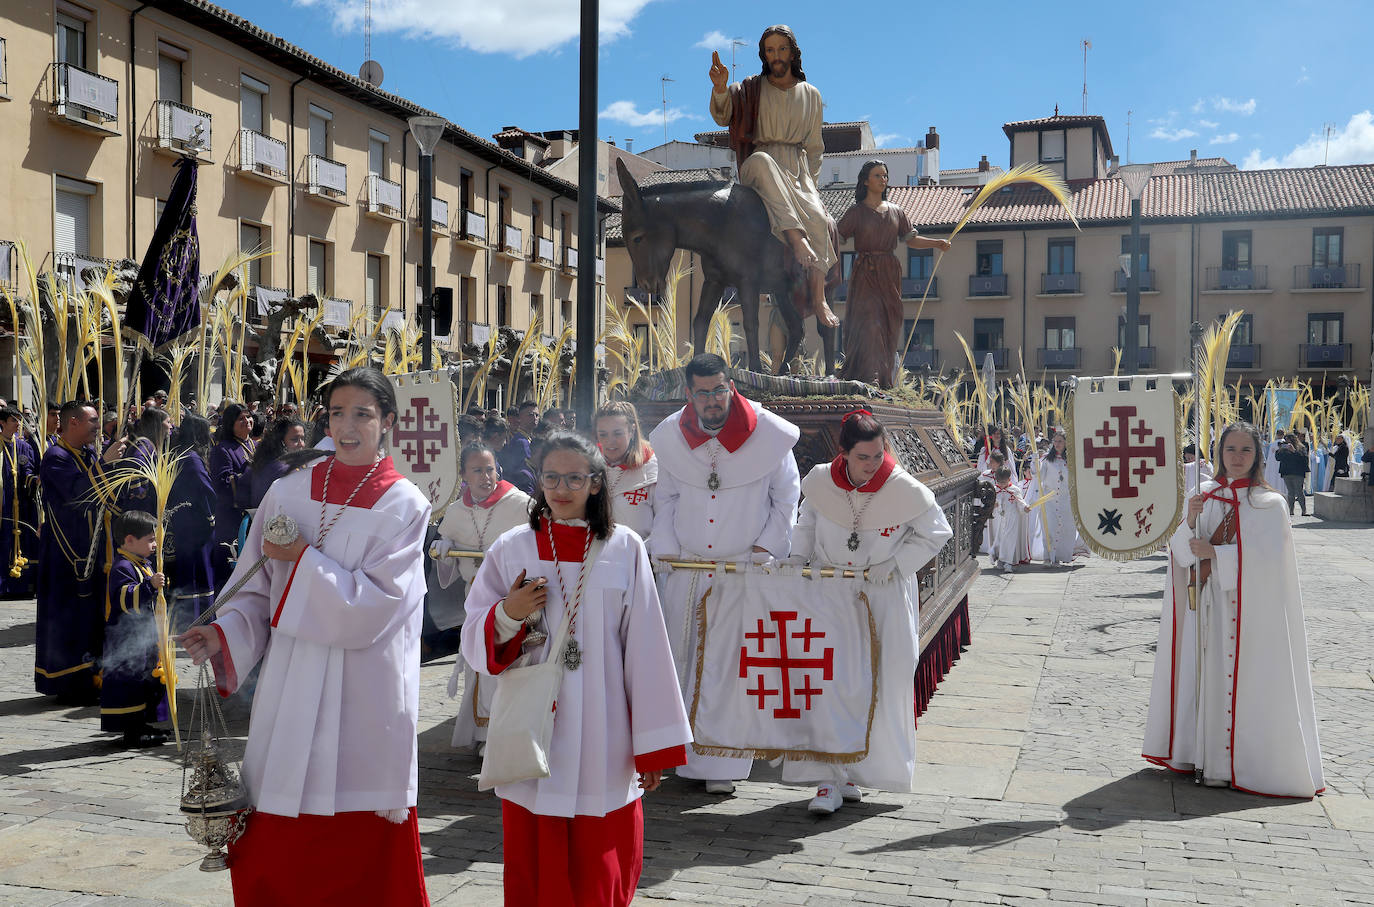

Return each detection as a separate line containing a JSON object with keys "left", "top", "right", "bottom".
{"left": 691, "top": 387, "right": 731, "bottom": 402}
{"left": 540, "top": 471, "right": 597, "bottom": 491}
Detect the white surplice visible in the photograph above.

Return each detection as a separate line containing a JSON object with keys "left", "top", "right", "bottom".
{"left": 433, "top": 481, "right": 531, "bottom": 748}
{"left": 460, "top": 523, "right": 692, "bottom": 818}
{"left": 647, "top": 398, "right": 801, "bottom": 781}
{"left": 990, "top": 482, "right": 1029, "bottom": 566}
{"left": 782, "top": 458, "right": 952, "bottom": 790}
{"left": 1142, "top": 479, "right": 1324, "bottom": 797}
{"left": 1027, "top": 455, "right": 1084, "bottom": 564}
{"left": 211, "top": 459, "right": 431, "bottom": 818}
{"left": 606, "top": 454, "right": 657, "bottom": 541}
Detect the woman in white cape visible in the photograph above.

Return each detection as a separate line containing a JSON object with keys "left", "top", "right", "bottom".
{"left": 595, "top": 401, "right": 657, "bottom": 540}
{"left": 783, "top": 409, "right": 951, "bottom": 814}
{"left": 1028, "top": 431, "right": 1085, "bottom": 566}
{"left": 1143, "top": 421, "right": 1324, "bottom": 798}
{"left": 431, "top": 442, "right": 530, "bottom": 751}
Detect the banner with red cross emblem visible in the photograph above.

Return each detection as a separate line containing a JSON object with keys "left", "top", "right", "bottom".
{"left": 387, "top": 369, "right": 460, "bottom": 517}
{"left": 1068, "top": 377, "right": 1183, "bottom": 560}
{"left": 687, "top": 571, "right": 886, "bottom": 767}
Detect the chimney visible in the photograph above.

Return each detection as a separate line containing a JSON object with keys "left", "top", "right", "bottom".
{"left": 978, "top": 154, "right": 990, "bottom": 172}
{"left": 925, "top": 126, "right": 940, "bottom": 150}
{"left": 1110, "top": 154, "right": 1119, "bottom": 169}
{"left": 1190, "top": 149, "right": 1198, "bottom": 165}
{"left": 625, "top": 138, "right": 634, "bottom": 154}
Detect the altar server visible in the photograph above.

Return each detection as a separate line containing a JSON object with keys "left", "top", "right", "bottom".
{"left": 1143, "top": 421, "right": 1323, "bottom": 798}
{"left": 784, "top": 410, "right": 951, "bottom": 813}
{"left": 596, "top": 401, "right": 658, "bottom": 540}
{"left": 180, "top": 367, "right": 431, "bottom": 905}
{"left": 461, "top": 432, "right": 690, "bottom": 906}
{"left": 989, "top": 466, "right": 1030, "bottom": 570}
{"left": 648, "top": 354, "right": 801, "bottom": 793}
{"left": 432, "top": 442, "right": 530, "bottom": 752}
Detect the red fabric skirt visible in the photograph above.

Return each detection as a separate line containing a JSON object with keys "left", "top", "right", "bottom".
{"left": 914, "top": 597, "right": 972, "bottom": 720}
{"left": 501, "top": 798, "right": 643, "bottom": 907}
{"left": 227, "top": 807, "right": 429, "bottom": 906}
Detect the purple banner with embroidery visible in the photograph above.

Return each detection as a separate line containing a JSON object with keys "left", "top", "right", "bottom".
{"left": 123, "top": 156, "right": 201, "bottom": 352}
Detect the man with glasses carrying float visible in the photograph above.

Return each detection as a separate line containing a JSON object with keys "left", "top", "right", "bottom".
{"left": 647, "top": 354, "right": 801, "bottom": 794}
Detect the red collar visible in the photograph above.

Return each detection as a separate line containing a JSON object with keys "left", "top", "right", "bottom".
{"left": 534, "top": 516, "right": 593, "bottom": 561}
{"left": 829, "top": 451, "right": 897, "bottom": 492}
{"left": 310, "top": 455, "right": 402, "bottom": 509}
{"left": 463, "top": 479, "right": 515, "bottom": 508}
{"left": 1204, "top": 475, "right": 1251, "bottom": 506}
{"left": 678, "top": 390, "right": 757, "bottom": 452}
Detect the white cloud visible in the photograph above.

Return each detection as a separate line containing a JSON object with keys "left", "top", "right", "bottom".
{"left": 600, "top": 100, "right": 696, "bottom": 128}
{"left": 1213, "top": 97, "right": 1257, "bottom": 115}
{"left": 694, "top": 30, "right": 732, "bottom": 51}
{"left": 295, "top": 0, "right": 654, "bottom": 58}
{"left": 1190, "top": 98, "right": 1206, "bottom": 114}
{"left": 1210, "top": 133, "right": 1239, "bottom": 145}
{"left": 1150, "top": 127, "right": 1198, "bottom": 141}
{"left": 872, "top": 133, "right": 905, "bottom": 147}
{"left": 1241, "top": 110, "right": 1374, "bottom": 169}
{"left": 1198, "top": 119, "right": 1219, "bottom": 130}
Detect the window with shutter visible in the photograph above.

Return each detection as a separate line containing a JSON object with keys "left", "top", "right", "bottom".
{"left": 366, "top": 254, "right": 383, "bottom": 320}
{"left": 239, "top": 223, "right": 262, "bottom": 287}
{"left": 308, "top": 240, "right": 327, "bottom": 296}
{"left": 240, "top": 75, "right": 267, "bottom": 133}
{"left": 158, "top": 54, "right": 182, "bottom": 103}
{"left": 56, "top": 12, "right": 87, "bottom": 68}
{"left": 54, "top": 182, "right": 94, "bottom": 255}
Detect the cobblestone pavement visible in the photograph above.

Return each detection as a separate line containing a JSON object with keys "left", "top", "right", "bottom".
{"left": 1, "top": 513, "right": 1371, "bottom": 905}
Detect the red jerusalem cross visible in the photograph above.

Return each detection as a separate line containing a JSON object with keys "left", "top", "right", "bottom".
{"left": 738, "top": 611, "right": 834, "bottom": 719}
{"left": 394, "top": 396, "right": 447, "bottom": 473}
{"left": 1081, "top": 404, "right": 1165, "bottom": 499}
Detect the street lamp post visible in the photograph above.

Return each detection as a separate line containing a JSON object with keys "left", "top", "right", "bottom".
{"left": 1119, "top": 163, "right": 1153, "bottom": 375}
{"left": 408, "top": 115, "right": 447, "bottom": 370}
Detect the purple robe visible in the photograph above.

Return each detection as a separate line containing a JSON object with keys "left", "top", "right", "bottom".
{"left": 168, "top": 449, "right": 217, "bottom": 625}
{"left": 35, "top": 441, "right": 108, "bottom": 697}
{"left": 1, "top": 436, "right": 38, "bottom": 597}
{"left": 115, "top": 439, "right": 158, "bottom": 515}
{"left": 208, "top": 438, "right": 253, "bottom": 582}
{"left": 99, "top": 552, "right": 168, "bottom": 732}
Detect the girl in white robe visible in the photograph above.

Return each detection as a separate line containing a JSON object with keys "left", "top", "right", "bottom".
{"left": 1143, "top": 421, "right": 1324, "bottom": 798}
{"left": 595, "top": 401, "right": 657, "bottom": 540}
{"left": 431, "top": 443, "right": 530, "bottom": 751}
{"left": 977, "top": 451, "right": 1006, "bottom": 556}
{"left": 460, "top": 432, "right": 691, "bottom": 906}
{"left": 990, "top": 467, "right": 1031, "bottom": 570}
{"left": 783, "top": 410, "right": 952, "bottom": 814}
{"left": 1029, "top": 432, "right": 1085, "bottom": 566}
{"left": 179, "top": 367, "right": 431, "bottom": 905}
{"left": 976, "top": 427, "right": 1014, "bottom": 476}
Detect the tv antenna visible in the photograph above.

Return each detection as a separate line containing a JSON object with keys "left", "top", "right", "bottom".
{"left": 731, "top": 37, "right": 747, "bottom": 80}
{"left": 1081, "top": 39, "right": 1091, "bottom": 114}
{"left": 661, "top": 74, "right": 675, "bottom": 146}
{"left": 1126, "top": 110, "right": 1133, "bottom": 163}
{"left": 358, "top": 0, "right": 383, "bottom": 86}
{"left": 1323, "top": 122, "right": 1336, "bottom": 165}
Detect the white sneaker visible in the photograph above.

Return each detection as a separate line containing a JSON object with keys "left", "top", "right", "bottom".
{"left": 808, "top": 784, "right": 843, "bottom": 815}
{"left": 840, "top": 782, "right": 863, "bottom": 802}
{"left": 704, "top": 780, "right": 735, "bottom": 795}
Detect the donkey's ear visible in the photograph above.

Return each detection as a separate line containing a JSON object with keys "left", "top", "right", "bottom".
{"left": 616, "top": 158, "right": 642, "bottom": 213}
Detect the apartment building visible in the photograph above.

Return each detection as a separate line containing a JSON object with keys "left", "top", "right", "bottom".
{"left": 0, "top": 0, "right": 608, "bottom": 391}
{"left": 608, "top": 113, "right": 1374, "bottom": 387}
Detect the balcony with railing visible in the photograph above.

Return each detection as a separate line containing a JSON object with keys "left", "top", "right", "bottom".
{"left": 237, "top": 128, "right": 288, "bottom": 183}
{"left": 305, "top": 154, "right": 348, "bottom": 203}
{"left": 1039, "top": 272, "right": 1081, "bottom": 295}
{"left": 1225, "top": 344, "right": 1260, "bottom": 370}
{"left": 1298, "top": 342, "right": 1352, "bottom": 370}
{"left": 968, "top": 273, "right": 1009, "bottom": 297}
{"left": 427, "top": 198, "right": 449, "bottom": 232}
{"left": 365, "top": 173, "right": 402, "bottom": 220}
{"left": 322, "top": 297, "right": 353, "bottom": 328}
{"left": 1204, "top": 265, "right": 1268, "bottom": 291}
{"left": 469, "top": 322, "right": 492, "bottom": 346}
{"left": 1293, "top": 263, "right": 1361, "bottom": 291}
{"left": 0, "top": 38, "right": 8, "bottom": 98}
{"left": 531, "top": 237, "right": 556, "bottom": 270}
{"left": 0, "top": 241, "right": 15, "bottom": 290}
{"left": 495, "top": 224, "right": 523, "bottom": 259}
{"left": 244, "top": 284, "right": 287, "bottom": 324}
{"left": 1112, "top": 269, "right": 1156, "bottom": 292}
{"left": 973, "top": 347, "right": 1009, "bottom": 369}
{"left": 54, "top": 253, "right": 123, "bottom": 292}
{"left": 154, "top": 99, "right": 211, "bottom": 157}
{"left": 624, "top": 287, "right": 658, "bottom": 307}
{"left": 904, "top": 347, "right": 939, "bottom": 370}
{"left": 456, "top": 209, "right": 486, "bottom": 247}
{"left": 562, "top": 246, "right": 578, "bottom": 274}
{"left": 1120, "top": 346, "right": 1157, "bottom": 369}
{"left": 901, "top": 276, "right": 938, "bottom": 299}
{"left": 49, "top": 62, "right": 119, "bottom": 133}
{"left": 1037, "top": 347, "right": 1081, "bottom": 370}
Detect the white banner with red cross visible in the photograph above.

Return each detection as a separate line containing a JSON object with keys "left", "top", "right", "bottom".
{"left": 687, "top": 570, "right": 888, "bottom": 767}
{"left": 387, "top": 369, "right": 460, "bottom": 517}
{"left": 1068, "top": 377, "right": 1182, "bottom": 560}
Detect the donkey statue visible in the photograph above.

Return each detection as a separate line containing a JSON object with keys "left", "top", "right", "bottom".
{"left": 615, "top": 158, "right": 837, "bottom": 375}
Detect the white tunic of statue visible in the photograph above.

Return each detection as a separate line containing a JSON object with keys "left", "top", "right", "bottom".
{"left": 211, "top": 460, "right": 430, "bottom": 817}
{"left": 1142, "top": 479, "right": 1324, "bottom": 797}
{"left": 648, "top": 395, "right": 801, "bottom": 781}
{"left": 607, "top": 454, "right": 658, "bottom": 541}
{"left": 782, "top": 456, "right": 952, "bottom": 789}
{"left": 459, "top": 523, "right": 693, "bottom": 818}
{"left": 434, "top": 481, "right": 530, "bottom": 748}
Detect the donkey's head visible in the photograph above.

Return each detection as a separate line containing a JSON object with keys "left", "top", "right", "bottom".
{"left": 616, "top": 159, "right": 676, "bottom": 296}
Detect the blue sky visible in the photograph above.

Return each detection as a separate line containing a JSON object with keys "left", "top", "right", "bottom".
{"left": 224, "top": 0, "right": 1374, "bottom": 172}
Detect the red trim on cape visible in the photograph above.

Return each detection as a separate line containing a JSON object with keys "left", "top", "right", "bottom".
{"left": 829, "top": 451, "right": 897, "bottom": 493}
{"left": 484, "top": 605, "right": 529, "bottom": 674}
{"left": 534, "top": 518, "right": 593, "bottom": 562}
{"left": 677, "top": 389, "right": 756, "bottom": 452}
{"left": 210, "top": 624, "right": 237, "bottom": 698}
{"left": 634, "top": 744, "right": 687, "bottom": 773}
{"left": 309, "top": 455, "right": 403, "bottom": 508}
{"left": 463, "top": 479, "right": 516, "bottom": 509}
{"left": 270, "top": 547, "right": 308, "bottom": 628}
